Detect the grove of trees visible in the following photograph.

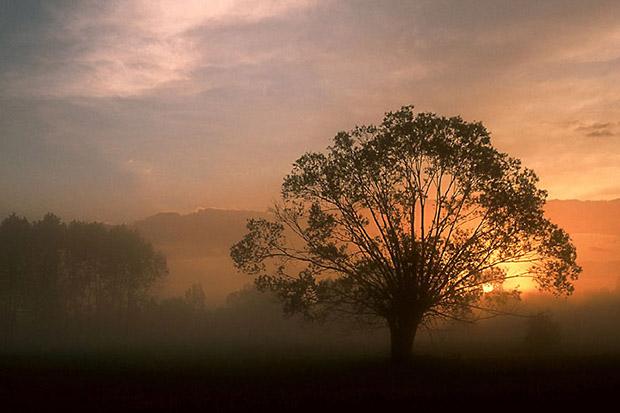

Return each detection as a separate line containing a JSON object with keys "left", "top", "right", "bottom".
{"left": 0, "top": 213, "right": 168, "bottom": 336}
{"left": 231, "top": 106, "right": 582, "bottom": 362}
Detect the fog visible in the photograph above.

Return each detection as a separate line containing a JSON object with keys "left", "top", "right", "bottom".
{"left": 1, "top": 200, "right": 619, "bottom": 410}
{"left": 4, "top": 273, "right": 620, "bottom": 362}
{"left": 2, "top": 200, "right": 619, "bottom": 360}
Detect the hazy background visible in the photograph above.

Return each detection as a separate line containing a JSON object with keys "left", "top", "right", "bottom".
{"left": 4, "top": 199, "right": 618, "bottom": 359}
{"left": 131, "top": 199, "right": 620, "bottom": 307}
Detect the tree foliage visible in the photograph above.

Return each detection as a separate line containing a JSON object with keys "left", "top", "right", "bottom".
{"left": 231, "top": 106, "right": 581, "bottom": 361}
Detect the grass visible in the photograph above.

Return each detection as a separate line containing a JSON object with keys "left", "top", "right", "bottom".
{"left": 1, "top": 346, "right": 619, "bottom": 411}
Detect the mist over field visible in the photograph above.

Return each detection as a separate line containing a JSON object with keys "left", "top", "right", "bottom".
{"left": 1, "top": 198, "right": 617, "bottom": 359}
{"left": 135, "top": 199, "right": 620, "bottom": 301}
{"left": 129, "top": 198, "right": 620, "bottom": 357}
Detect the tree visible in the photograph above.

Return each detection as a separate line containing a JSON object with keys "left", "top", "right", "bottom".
{"left": 522, "top": 311, "right": 562, "bottom": 354}
{"left": 0, "top": 214, "right": 32, "bottom": 331}
{"left": 103, "top": 225, "right": 168, "bottom": 321}
{"left": 184, "top": 283, "right": 207, "bottom": 311}
{"left": 230, "top": 106, "right": 581, "bottom": 362}
{"left": 30, "top": 213, "right": 66, "bottom": 324}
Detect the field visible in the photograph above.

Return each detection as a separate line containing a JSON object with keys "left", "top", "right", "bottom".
{"left": 2, "top": 349, "right": 619, "bottom": 411}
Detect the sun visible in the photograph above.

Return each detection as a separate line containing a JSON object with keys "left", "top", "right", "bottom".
{"left": 482, "top": 284, "right": 495, "bottom": 293}
{"left": 501, "top": 262, "right": 538, "bottom": 293}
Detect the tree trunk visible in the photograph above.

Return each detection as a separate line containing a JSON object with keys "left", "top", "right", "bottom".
{"left": 388, "top": 311, "right": 422, "bottom": 363}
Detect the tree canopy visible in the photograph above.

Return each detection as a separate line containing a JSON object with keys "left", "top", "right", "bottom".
{"left": 230, "top": 106, "right": 581, "bottom": 361}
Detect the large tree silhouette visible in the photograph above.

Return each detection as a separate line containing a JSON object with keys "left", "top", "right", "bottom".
{"left": 231, "top": 106, "right": 581, "bottom": 362}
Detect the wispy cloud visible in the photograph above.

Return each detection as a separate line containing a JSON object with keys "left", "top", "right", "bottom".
{"left": 575, "top": 122, "right": 616, "bottom": 137}
{"left": 6, "top": 0, "right": 319, "bottom": 98}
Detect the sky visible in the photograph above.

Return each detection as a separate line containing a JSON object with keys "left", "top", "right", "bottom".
{"left": 1, "top": 0, "right": 619, "bottom": 224}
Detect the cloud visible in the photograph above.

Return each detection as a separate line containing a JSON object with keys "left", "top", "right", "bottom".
{"left": 3, "top": 0, "right": 321, "bottom": 98}
{"left": 1, "top": 0, "right": 620, "bottom": 221}
{"left": 586, "top": 130, "right": 615, "bottom": 137}
{"left": 574, "top": 122, "right": 617, "bottom": 137}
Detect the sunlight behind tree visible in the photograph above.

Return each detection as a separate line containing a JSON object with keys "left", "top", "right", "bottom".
{"left": 231, "top": 106, "right": 582, "bottom": 362}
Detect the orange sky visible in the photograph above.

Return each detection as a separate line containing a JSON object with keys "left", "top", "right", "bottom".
{"left": 1, "top": 0, "right": 619, "bottom": 223}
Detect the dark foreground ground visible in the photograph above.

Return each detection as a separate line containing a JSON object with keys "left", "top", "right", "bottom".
{"left": 1, "top": 349, "right": 619, "bottom": 412}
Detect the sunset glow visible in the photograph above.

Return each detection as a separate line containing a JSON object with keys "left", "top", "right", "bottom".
{"left": 501, "top": 262, "right": 539, "bottom": 293}
{"left": 1, "top": 1, "right": 618, "bottom": 224}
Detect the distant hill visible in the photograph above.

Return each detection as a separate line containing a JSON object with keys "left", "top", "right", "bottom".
{"left": 133, "top": 208, "right": 269, "bottom": 306}
{"left": 134, "top": 200, "right": 620, "bottom": 306}
{"left": 134, "top": 208, "right": 270, "bottom": 258}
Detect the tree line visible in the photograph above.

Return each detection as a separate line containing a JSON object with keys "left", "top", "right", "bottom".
{"left": 0, "top": 213, "right": 168, "bottom": 335}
